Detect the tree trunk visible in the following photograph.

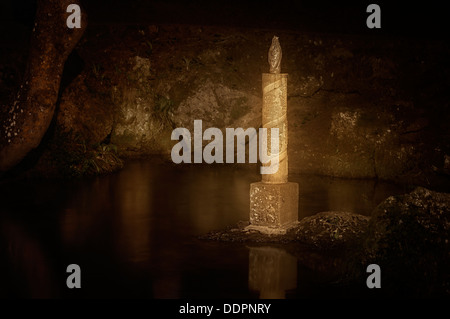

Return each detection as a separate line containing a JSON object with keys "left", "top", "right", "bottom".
{"left": 0, "top": 0, "right": 86, "bottom": 172}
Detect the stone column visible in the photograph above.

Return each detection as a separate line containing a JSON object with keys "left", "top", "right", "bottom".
{"left": 261, "top": 73, "right": 288, "bottom": 184}
{"left": 248, "top": 36, "right": 299, "bottom": 233}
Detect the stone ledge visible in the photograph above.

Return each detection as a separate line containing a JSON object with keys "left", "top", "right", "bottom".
{"left": 244, "top": 221, "right": 298, "bottom": 235}
{"left": 200, "top": 211, "right": 370, "bottom": 250}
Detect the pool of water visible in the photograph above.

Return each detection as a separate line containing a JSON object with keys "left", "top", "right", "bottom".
{"left": 0, "top": 159, "right": 409, "bottom": 298}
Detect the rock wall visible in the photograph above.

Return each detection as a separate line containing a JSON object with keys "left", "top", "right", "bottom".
{"left": 40, "top": 25, "right": 450, "bottom": 183}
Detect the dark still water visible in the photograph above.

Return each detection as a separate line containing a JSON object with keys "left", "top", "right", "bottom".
{"left": 0, "top": 159, "right": 409, "bottom": 298}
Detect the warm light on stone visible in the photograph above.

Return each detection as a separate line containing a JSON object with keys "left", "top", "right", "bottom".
{"left": 249, "top": 36, "right": 299, "bottom": 232}
{"left": 261, "top": 73, "right": 288, "bottom": 183}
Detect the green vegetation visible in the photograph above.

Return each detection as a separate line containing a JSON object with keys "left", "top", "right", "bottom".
{"left": 144, "top": 40, "right": 153, "bottom": 56}
{"left": 153, "top": 94, "right": 174, "bottom": 123}
{"left": 75, "top": 143, "right": 123, "bottom": 176}
{"left": 47, "top": 130, "right": 123, "bottom": 178}
{"left": 92, "top": 63, "right": 103, "bottom": 79}
{"left": 182, "top": 56, "right": 192, "bottom": 71}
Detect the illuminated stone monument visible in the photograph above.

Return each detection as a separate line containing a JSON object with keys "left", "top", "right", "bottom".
{"left": 248, "top": 36, "right": 299, "bottom": 234}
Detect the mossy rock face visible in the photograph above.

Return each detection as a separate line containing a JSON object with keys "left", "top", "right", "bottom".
{"left": 364, "top": 187, "right": 450, "bottom": 297}
{"left": 57, "top": 74, "right": 114, "bottom": 146}
{"left": 25, "top": 24, "right": 448, "bottom": 184}
{"left": 34, "top": 137, "right": 123, "bottom": 178}
{"left": 172, "top": 78, "right": 260, "bottom": 131}
{"left": 294, "top": 211, "right": 370, "bottom": 250}
{"left": 201, "top": 211, "right": 370, "bottom": 251}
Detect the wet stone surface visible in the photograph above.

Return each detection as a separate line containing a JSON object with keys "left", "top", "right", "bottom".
{"left": 201, "top": 211, "right": 370, "bottom": 250}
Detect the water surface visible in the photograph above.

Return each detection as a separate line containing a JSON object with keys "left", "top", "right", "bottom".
{"left": 0, "top": 159, "right": 409, "bottom": 298}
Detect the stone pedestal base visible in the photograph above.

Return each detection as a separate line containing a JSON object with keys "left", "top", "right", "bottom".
{"left": 249, "top": 182, "right": 299, "bottom": 230}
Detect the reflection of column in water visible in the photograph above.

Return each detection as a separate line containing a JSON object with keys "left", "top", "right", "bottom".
{"left": 248, "top": 246, "right": 297, "bottom": 299}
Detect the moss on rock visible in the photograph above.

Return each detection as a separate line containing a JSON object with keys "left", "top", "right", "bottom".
{"left": 364, "top": 187, "right": 450, "bottom": 297}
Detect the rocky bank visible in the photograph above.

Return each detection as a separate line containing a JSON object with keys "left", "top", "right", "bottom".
{"left": 201, "top": 187, "right": 450, "bottom": 297}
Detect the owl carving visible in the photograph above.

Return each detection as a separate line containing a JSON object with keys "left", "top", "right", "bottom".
{"left": 268, "top": 36, "right": 282, "bottom": 74}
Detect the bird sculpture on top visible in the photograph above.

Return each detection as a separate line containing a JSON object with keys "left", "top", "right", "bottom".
{"left": 268, "top": 35, "right": 282, "bottom": 74}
